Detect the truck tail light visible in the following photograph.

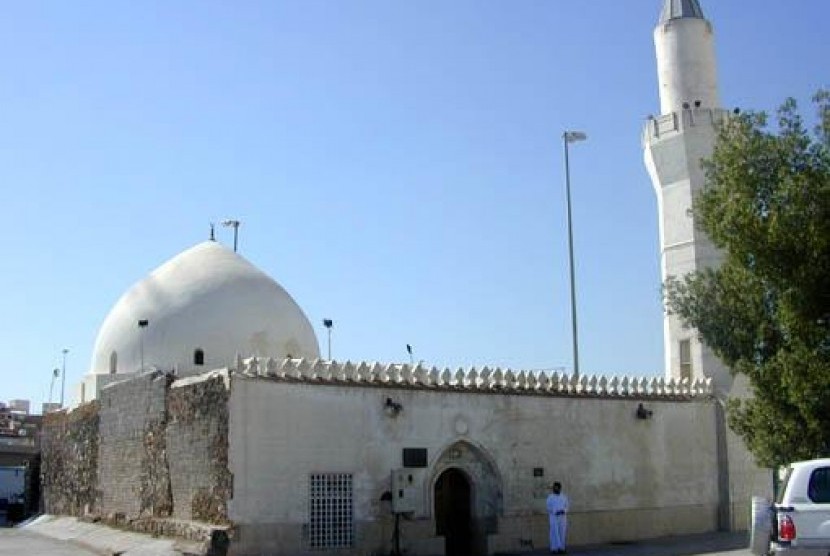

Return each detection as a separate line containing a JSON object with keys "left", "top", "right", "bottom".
{"left": 778, "top": 514, "right": 796, "bottom": 541}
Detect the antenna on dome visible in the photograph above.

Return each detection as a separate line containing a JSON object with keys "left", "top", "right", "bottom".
{"left": 406, "top": 344, "right": 414, "bottom": 366}
{"left": 221, "top": 219, "right": 241, "bottom": 252}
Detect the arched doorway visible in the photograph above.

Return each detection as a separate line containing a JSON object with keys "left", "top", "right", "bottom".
{"left": 434, "top": 467, "right": 472, "bottom": 556}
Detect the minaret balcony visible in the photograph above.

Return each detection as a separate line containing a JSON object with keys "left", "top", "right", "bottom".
{"left": 642, "top": 107, "right": 731, "bottom": 144}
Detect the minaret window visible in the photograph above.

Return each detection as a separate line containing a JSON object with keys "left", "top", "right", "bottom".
{"left": 679, "top": 339, "right": 692, "bottom": 380}
{"left": 194, "top": 349, "right": 205, "bottom": 366}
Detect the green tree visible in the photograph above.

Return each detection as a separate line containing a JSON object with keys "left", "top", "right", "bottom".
{"left": 666, "top": 91, "right": 830, "bottom": 468}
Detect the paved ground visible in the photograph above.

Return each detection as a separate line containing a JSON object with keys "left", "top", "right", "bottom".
{"left": 0, "top": 527, "right": 101, "bottom": 555}
{"left": 9, "top": 515, "right": 188, "bottom": 556}
{"left": 0, "top": 521, "right": 753, "bottom": 556}
{"left": 518, "top": 531, "right": 751, "bottom": 556}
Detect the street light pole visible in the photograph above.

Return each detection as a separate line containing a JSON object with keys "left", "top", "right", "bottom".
{"left": 563, "top": 131, "right": 587, "bottom": 380}
{"left": 323, "top": 319, "right": 333, "bottom": 360}
{"left": 60, "top": 348, "right": 68, "bottom": 407}
{"left": 138, "top": 319, "right": 149, "bottom": 371}
{"left": 50, "top": 368, "right": 59, "bottom": 404}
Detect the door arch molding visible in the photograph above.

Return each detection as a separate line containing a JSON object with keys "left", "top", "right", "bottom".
{"left": 429, "top": 440, "right": 502, "bottom": 556}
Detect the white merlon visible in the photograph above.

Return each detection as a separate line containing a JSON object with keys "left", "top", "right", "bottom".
{"left": 229, "top": 356, "right": 713, "bottom": 398}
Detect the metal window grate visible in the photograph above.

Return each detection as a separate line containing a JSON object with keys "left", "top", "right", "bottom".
{"left": 309, "top": 473, "right": 353, "bottom": 549}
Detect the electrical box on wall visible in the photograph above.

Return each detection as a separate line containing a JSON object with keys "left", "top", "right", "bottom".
{"left": 391, "top": 469, "right": 421, "bottom": 514}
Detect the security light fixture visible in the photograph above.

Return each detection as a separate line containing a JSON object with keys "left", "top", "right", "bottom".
{"left": 636, "top": 403, "right": 653, "bottom": 420}
{"left": 384, "top": 397, "right": 403, "bottom": 417}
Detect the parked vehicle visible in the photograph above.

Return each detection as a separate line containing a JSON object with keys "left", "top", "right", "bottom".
{"left": 750, "top": 458, "right": 830, "bottom": 555}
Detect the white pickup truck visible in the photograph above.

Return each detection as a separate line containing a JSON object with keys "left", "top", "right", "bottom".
{"left": 751, "top": 458, "right": 830, "bottom": 555}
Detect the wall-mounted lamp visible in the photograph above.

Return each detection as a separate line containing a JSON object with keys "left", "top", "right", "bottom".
{"left": 636, "top": 403, "right": 653, "bottom": 420}
{"left": 384, "top": 397, "right": 403, "bottom": 417}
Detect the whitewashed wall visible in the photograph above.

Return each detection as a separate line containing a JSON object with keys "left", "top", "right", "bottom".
{"left": 227, "top": 372, "right": 720, "bottom": 555}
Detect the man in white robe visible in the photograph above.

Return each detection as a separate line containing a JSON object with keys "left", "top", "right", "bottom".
{"left": 545, "top": 482, "right": 569, "bottom": 553}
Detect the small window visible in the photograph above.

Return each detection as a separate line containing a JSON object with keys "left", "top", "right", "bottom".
{"left": 679, "top": 339, "right": 692, "bottom": 380}
{"left": 808, "top": 467, "right": 830, "bottom": 503}
{"left": 194, "top": 349, "right": 204, "bottom": 366}
{"left": 109, "top": 351, "right": 118, "bottom": 374}
{"left": 308, "top": 473, "right": 353, "bottom": 549}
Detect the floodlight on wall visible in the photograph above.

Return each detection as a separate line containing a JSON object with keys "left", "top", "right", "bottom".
{"left": 384, "top": 397, "right": 403, "bottom": 417}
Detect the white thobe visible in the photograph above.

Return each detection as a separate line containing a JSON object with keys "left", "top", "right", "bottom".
{"left": 546, "top": 492, "right": 569, "bottom": 551}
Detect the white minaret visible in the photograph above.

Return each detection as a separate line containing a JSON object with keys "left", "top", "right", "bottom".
{"left": 643, "top": 0, "right": 732, "bottom": 394}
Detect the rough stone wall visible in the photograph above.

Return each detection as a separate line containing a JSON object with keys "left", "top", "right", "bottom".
{"left": 43, "top": 369, "right": 233, "bottom": 530}
{"left": 167, "top": 374, "right": 231, "bottom": 524}
{"left": 41, "top": 401, "right": 100, "bottom": 515}
{"left": 97, "top": 371, "right": 173, "bottom": 518}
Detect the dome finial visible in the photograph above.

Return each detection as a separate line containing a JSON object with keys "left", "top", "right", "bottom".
{"left": 660, "top": 0, "right": 705, "bottom": 23}
{"left": 209, "top": 222, "right": 216, "bottom": 241}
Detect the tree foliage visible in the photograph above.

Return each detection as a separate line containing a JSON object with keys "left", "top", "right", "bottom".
{"left": 666, "top": 92, "right": 830, "bottom": 468}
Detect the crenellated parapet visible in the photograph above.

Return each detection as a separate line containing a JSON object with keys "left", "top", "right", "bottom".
{"left": 642, "top": 107, "right": 731, "bottom": 144}
{"left": 230, "top": 356, "right": 713, "bottom": 399}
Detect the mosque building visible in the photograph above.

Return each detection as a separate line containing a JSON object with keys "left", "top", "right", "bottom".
{"left": 41, "top": 2, "right": 771, "bottom": 555}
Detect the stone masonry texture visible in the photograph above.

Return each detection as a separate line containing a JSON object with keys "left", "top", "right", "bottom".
{"left": 167, "top": 375, "right": 231, "bottom": 524}
{"left": 41, "top": 370, "right": 233, "bottom": 551}
{"left": 41, "top": 401, "right": 100, "bottom": 515}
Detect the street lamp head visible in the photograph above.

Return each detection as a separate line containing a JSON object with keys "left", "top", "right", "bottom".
{"left": 221, "top": 219, "right": 240, "bottom": 228}
{"left": 138, "top": 319, "right": 149, "bottom": 328}
{"left": 323, "top": 319, "right": 333, "bottom": 329}
{"left": 564, "top": 131, "right": 588, "bottom": 143}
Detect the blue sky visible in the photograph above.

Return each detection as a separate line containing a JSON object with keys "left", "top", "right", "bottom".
{"left": 1, "top": 1, "right": 826, "bottom": 411}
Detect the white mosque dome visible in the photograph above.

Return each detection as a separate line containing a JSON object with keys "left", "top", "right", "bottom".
{"left": 90, "top": 241, "right": 320, "bottom": 375}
